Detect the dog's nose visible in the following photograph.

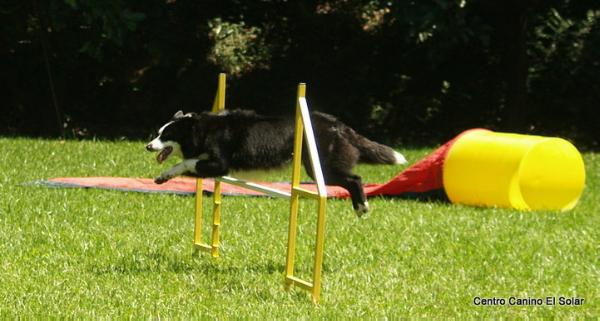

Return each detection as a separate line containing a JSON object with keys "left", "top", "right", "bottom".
{"left": 146, "top": 143, "right": 154, "bottom": 151}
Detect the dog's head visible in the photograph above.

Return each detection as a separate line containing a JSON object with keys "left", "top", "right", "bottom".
{"left": 146, "top": 110, "right": 196, "bottom": 163}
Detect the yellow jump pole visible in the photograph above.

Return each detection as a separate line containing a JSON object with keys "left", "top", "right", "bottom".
{"left": 209, "top": 73, "right": 226, "bottom": 257}
{"left": 284, "top": 83, "right": 328, "bottom": 303}
{"left": 312, "top": 195, "right": 327, "bottom": 302}
{"left": 210, "top": 180, "right": 222, "bottom": 257}
{"left": 298, "top": 92, "right": 328, "bottom": 303}
{"left": 285, "top": 83, "right": 305, "bottom": 290}
{"left": 194, "top": 179, "right": 204, "bottom": 246}
{"left": 194, "top": 73, "right": 226, "bottom": 255}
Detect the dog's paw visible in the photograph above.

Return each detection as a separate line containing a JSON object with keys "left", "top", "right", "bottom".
{"left": 355, "top": 201, "right": 370, "bottom": 218}
{"left": 154, "top": 175, "right": 172, "bottom": 184}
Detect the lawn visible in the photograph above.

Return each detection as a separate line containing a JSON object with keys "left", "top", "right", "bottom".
{"left": 0, "top": 137, "right": 598, "bottom": 318}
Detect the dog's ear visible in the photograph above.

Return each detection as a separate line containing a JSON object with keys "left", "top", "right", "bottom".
{"left": 174, "top": 110, "right": 197, "bottom": 119}
{"left": 173, "top": 110, "right": 185, "bottom": 119}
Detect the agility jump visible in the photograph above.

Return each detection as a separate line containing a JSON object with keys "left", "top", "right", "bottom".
{"left": 193, "top": 73, "right": 328, "bottom": 303}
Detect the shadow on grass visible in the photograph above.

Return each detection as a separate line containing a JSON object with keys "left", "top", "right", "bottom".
{"left": 89, "top": 249, "right": 285, "bottom": 276}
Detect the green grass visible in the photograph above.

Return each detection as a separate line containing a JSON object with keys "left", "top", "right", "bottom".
{"left": 0, "top": 137, "right": 598, "bottom": 318}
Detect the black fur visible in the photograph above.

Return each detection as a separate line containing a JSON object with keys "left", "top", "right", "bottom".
{"left": 149, "top": 109, "right": 403, "bottom": 213}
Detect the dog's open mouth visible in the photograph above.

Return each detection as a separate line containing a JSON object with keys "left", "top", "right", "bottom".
{"left": 157, "top": 146, "right": 173, "bottom": 163}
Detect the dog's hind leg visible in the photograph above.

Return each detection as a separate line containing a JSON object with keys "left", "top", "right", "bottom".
{"left": 306, "top": 164, "right": 369, "bottom": 216}
{"left": 326, "top": 171, "right": 369, "bottom": 216}
{"left": 302, "top": 138, "right": 368, "bottom": 215}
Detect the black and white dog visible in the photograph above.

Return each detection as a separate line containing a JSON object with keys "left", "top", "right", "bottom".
{"left": 146, "top": 109, "right": 407, "bottom": 214}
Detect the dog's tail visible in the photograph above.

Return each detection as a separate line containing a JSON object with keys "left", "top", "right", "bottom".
{"left": 349, "top": 130, "right": 407, "bottom": 165}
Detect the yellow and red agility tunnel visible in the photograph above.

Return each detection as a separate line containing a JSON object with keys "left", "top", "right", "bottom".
{"left": 43, "top": 129, "right": 585, "bottom": 211}
{"left": 330, "top": 128, "right": 586, "bottom": 211}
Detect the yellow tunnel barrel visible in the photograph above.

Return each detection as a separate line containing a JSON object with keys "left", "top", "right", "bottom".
{"left": 443, "top": 129, "right": 585, "bottom": 211}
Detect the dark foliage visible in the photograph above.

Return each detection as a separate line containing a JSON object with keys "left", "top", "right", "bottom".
{"left": 2, "top": 0, "right": 599, "bottom": 148}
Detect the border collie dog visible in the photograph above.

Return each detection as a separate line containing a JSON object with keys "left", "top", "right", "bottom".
{"left": 146, "top": 109, "right": 407, "bottom": 214}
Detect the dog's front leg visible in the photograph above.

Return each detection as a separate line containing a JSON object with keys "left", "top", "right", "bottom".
{"left": 155, "top": 159, "right": 198, "bottom": 184}
{"left": 193, "top": 159, "right": 229, "bottom": 178}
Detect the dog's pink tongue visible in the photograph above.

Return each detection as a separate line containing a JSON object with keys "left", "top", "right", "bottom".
{"left": 156, "top": 146, "right": 173, "bottom": 163}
